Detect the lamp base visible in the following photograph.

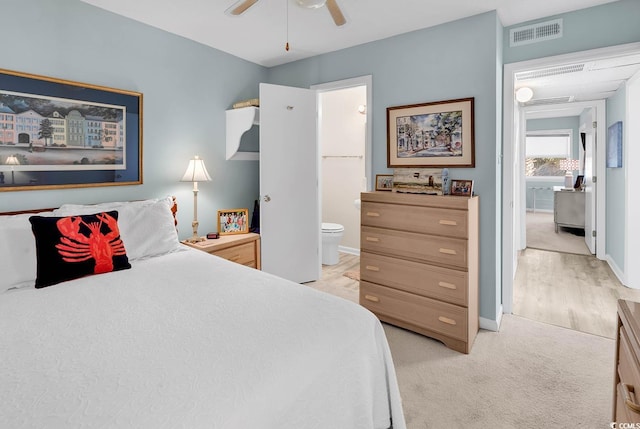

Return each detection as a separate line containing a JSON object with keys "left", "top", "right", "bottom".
{"left": 564, "top": 172, "right": 574, "bottom": 189}
{"left": 184, "top": 219, "right": 204, "bottom": 243}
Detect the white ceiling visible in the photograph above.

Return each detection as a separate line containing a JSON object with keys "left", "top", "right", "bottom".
{"left": 79, "top": 0, "right": 640, "bottom": 110}
{"left": 80, "top": 0, "right": 620, "bottom": 68}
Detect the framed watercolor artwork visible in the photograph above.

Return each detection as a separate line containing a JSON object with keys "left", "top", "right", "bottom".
{"left": 0, "top": 68, "right": 142, "bottom": 192}
{"left": 387, "top": 97, "right": 474, "bottom": 168}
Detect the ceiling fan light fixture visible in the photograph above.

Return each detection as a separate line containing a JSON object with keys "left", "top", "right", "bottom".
{"left": 296, "top": 0, "right": 327, "bottom": 9}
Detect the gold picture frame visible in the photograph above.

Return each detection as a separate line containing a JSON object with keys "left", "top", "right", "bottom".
{"left": 217, "top": 208, "right": 249, "bottom": 235}
{"left": 0, "top": 68, "right": 142, "bottom": 192}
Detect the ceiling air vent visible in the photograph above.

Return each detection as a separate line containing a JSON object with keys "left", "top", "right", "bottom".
{"left": 510, "top": 19, "right": 563, "bottom": 47}
{"left": 526, "top": 96, "right": 575, "bottom": 106}
{"left": 515, "top": 63, "right": 584, "bottom": 81}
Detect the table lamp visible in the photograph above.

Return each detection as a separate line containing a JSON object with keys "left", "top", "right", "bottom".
{"left": 181, "top": 155, "right": 212, "bottom": 243}
{"left": 5, "top": 155, "right": 19, "bottom": 185}
{"left": 558, "top": 159, "right": 580, "bottom": 189}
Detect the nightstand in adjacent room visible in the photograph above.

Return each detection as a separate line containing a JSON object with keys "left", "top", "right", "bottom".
{"left": 182, "top": 233, "right": 261, "bottom": 269}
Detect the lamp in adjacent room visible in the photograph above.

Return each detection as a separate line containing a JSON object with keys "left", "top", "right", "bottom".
{"left": 515, "top": 87, "right": 534, "bottom": 103}
{"left": 181, "top": 155, "right": 212, "bottom": 243}
{"left": 559, "top": 159, "right": 580, "bottom": 189}
{"left": 5, "top": 155, "right": 19, "bottom": 185}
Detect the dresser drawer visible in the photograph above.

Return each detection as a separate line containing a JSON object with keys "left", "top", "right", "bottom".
{"left": 362, "top": 226, "right": 467, "bottom": 269}
{"left": 360, "top": 281, "right": 468, "bottom": 341}
{"left": 618, "top": 324, "right": 640, "bottom": 422}
{"left": 212, "top": 242, "right": 257, "bottom": 268}
{"left": 361, "top": 201, "right": 468, "bottom": 238}
{"left": 360, "top": 252, "right": 467, "bottom": 306}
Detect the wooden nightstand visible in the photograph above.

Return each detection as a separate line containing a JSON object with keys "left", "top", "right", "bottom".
{"left": 182, "top": 233, "right": 261, "bottom": 269}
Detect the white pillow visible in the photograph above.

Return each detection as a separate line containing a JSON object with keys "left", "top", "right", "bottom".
{"left": 0, "top": 211, "right": 54, "bottom": 292}
{"left": 53, "top": 197, "right": 180, "bottom": 261}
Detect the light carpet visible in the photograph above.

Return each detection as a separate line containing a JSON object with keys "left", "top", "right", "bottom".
{"left": 307, "top": 277, "right": 614, "bottom": 429}
{"left": 526, "top": 211, "right": 590, "bottom": 255}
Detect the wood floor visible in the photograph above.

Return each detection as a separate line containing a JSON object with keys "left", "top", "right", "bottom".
{"left": 513, "top": 248, "right": 640, "bottom": 339}
{"left": 307, "top": 248, "right": 640, "bottom": 340}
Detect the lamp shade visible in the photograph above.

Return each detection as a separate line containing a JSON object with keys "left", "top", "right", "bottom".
{"left": 5, "top": 155, "right": 19, "bottom": 166}
{"left": 558, "top": 159, "right": 580, "bottom": 171}
{"left": 181, "top": 156, "right": 212, "bottom": 182}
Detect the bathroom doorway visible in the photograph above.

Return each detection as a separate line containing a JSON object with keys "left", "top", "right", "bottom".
{"left": 312, "top": 76, "right": 372, "bottom": 256}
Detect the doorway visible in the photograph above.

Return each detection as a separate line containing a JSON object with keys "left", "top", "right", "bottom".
{"left": 502, "top": 42, "right": 640, "bottom": 317}
{"left": 312, "top": 76, "right": 372, "bottom": 257}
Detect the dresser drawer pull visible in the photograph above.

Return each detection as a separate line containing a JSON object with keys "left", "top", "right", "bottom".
{"left": 366, "top": 237, "right": 380, "bottom": 242}
{"left": 364, "top": 294, "right": 380, "bottom": 303}
{"left": 438, "top": 316, "right": 457, "bottom": 326}
{"left": 365, "top": 265, "right": 380, "bottom": 272}
{"left": 439, "top": 248, "right": 457, "bottom": 255}
{"left": 366, "top": 212, "right": 380, "bottom": 217}
{"left": 623, "top": 384, "right": 640, "bottom": 413}
{"left": 439, "top": 220, "right": 458, "bottom": 226}
{"left": 438, "top": 281, "right": 457, "bottom": 290}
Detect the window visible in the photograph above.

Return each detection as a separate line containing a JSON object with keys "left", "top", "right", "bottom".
{"left": 525, "top": 130, "right": 572, "bottom": 177}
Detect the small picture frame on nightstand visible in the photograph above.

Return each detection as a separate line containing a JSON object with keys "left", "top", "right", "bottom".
{"left": 217, "top": 208, "right": 249, "bottom": 235}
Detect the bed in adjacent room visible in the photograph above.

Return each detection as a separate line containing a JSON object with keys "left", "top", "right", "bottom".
{"left": 0, "top": 197, "right": 405, "bottom": 428}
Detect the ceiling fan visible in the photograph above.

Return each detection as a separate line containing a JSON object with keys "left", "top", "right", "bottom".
{"left": 226, "top": 0, "right": 346, "bottom": 27}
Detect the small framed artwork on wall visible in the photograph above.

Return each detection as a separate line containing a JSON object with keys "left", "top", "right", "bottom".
{"left": 607, "top": 121, "right": 623, "bottom": 168}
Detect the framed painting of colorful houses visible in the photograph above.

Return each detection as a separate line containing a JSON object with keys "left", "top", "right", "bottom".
{"left": 0, "top": 68, "right": 142, "bottom": 191}
{"left": 387, "top": 97, "right": 475, "bottom": 168}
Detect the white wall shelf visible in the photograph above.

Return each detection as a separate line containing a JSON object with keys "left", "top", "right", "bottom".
{"left": 226, "top": 106, "right": 259, "bottom": 161}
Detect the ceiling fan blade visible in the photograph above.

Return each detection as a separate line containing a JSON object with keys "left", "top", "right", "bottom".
{"left": 228, "top": 0, "right": 259, "bottom": 16}
{"left": 326, "top": 0, "right": 346, "bottom": 26}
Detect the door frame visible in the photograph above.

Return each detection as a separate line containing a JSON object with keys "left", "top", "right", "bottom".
{"left": 311, "top": 75, "right": 373, "bottom": 191}
{"left": 502, "top": 42, "right": 640, "bottom": 314}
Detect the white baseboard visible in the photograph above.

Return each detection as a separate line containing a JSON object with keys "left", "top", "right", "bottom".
{"left": 480, "top": 304, "right": 503, "bottom": 332}
{"left": 606, "top": 254, "right": 628, "bottom": 287}
{"left": 338, "top": 246, "right": 360, "bottom": 256}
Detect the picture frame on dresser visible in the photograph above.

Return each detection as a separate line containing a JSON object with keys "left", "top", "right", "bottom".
{"left": 386, "top": 97, "right": 475, "bottom": 168}
{"left": 375, "top": 174, "right": 393, "bottom": 191}
{"left": 0, "top": 68, "right": 142, "bottom": 192}
{"left": 451, "top": 179, "right": 474, "bottom": 197}
{"left": 217, "top": 208, "right": 249, "bottom": 235}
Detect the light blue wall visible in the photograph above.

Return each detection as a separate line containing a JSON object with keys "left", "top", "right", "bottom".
{"left": 0, "top": 0, "right": 266, "bottom": 239}
{"left": 606, "top": 84, "right": 626, "bottom": 271}
{"left": 503, "top": 0, "right": 640, "bottom": 64}
{"left": 268, "top": 12, "right": 503, "bottom": 321}
{"left": 524, "top": 117, "right": 580, "bottom": 211}
{"left": 2, "top": 0, "right": 639, "bottom": 324}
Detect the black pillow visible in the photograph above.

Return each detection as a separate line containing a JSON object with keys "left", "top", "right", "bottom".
{"left": 29, "top": 211, "right": 131, "bottom": 288}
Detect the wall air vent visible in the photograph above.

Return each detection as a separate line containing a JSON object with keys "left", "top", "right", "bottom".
{"left": 510, "top": 19, "right": 563, "bottom": 47}
{"left": 515, "top": 63, "right": 584, "bottom": 81}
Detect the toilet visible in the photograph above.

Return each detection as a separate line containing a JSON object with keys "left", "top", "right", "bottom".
{"left": 321, "top": 222, "right": 345, "bottom": 265}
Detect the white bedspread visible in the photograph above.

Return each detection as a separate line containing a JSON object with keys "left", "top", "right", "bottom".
{"left": 0, "top": 246, "right": 405, "bottom": 429}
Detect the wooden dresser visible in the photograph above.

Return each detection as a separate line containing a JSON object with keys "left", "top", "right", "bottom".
{"left": 613, "top": 299, "right": 640, "bottom": 423}
{"left": 182, "top": 233, "right": 261, "bottom": 269}
{"left": 359, "top": 191, "right": 479, "bottom": 354}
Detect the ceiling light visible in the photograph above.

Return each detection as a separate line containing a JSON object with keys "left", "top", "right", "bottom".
{"left": 296, "top": 0, "right": 327, "bottom": 9}
{"left": 515, "top": 87, "right": 534, "bottom": 103}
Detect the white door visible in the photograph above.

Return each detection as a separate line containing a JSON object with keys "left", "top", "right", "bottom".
{"left": 259, "top": 83, "right": 321, "bottom": 283}
{"left": 583, "top": 117, "right": 596, "bottom": 254}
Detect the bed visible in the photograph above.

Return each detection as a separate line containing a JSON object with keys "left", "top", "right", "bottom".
{"left": 0, "top": 197, "right": 406, "bottom": 428}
